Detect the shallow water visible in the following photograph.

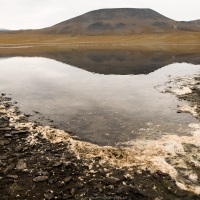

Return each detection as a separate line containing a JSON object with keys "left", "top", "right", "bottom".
{"left": 0, "top": 49, "right": 200, "bottom": 145}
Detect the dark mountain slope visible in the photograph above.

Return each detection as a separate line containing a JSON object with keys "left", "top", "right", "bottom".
{"left": 41, "top": 8, "right": 200, "bottom": 35}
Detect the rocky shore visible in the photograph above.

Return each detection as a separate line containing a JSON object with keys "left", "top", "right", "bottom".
{"left": 1, "top": 93, "right": 200, "bottom": 200}
{"left": 163, "top": 74, "right": 200, "bottom": 119}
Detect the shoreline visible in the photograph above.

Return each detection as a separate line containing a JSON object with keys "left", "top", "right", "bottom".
{"left": 1, "top": 79, "right": 200, "bottom": 199}
{"left": 0, "top": 42, "right": 200, "bottom": 49}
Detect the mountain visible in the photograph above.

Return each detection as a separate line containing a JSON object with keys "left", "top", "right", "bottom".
{"left": 0, "top": 28, "right": 9, "bottom": 32}
{"left": 41, "top": 8, "right": 200, "bottom": 35}
{"left": 189, "top": 19, "right": 200, "bottom": 25}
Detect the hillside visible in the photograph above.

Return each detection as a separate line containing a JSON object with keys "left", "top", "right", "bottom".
{"left": 41, "top": 8, "right": 200, "bottom": 35}
{"left": 0, "top": 8, "right": 200, "bottom": 46}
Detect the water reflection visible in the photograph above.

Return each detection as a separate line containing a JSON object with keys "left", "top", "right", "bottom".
{"left": 0, "top": 48, "right": 200, "bottom": 74}
{"left": 0, "top": 48, "right": 199, "bottom": 146}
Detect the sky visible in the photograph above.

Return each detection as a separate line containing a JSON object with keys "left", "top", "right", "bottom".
{"left": 0, "top": 0, "right": 200, "bottom": 30}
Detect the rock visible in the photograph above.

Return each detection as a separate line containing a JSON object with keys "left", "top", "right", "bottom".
{"left": 0, "top": 128, "right": 12, "bottom": 131}
{"left": 4, "top": 163, "right": 15, "bottom": 174}
{"left": 53, "top": 161, "right": 63, "bottom": 167}
{"left": 105, "top": 177, "right": 120, "bottom": 184}
{"left": 36, "top": 171, "right": 49, "bottom": 176}
{"left": 11, "top": 130, "right": 27, "bottom": 134}
{"left": 4, "top": 102, "right": 12, "bottom": 107}
{"left": 16, "top": 159, "right": 27, "bottom": 170}
{"left": 4, "top": 134, "right": 13, "bottom": 138}
{"left": 42, "top": 171, "right": 49, "bottom": 176}
{"left": 6, "top": 175, "right": 18, "bottom": 179}
{"left": 64, "top": 176, "right": 72, "bottom": 183}
{"left": 116, "top": 185, "right": 139, "bottom": 194}
{"left": 0, "top": 124, "right": 8, "bottom": 128}
{"left": 15, "top": 145, "right": 23, "bottom": 152}
{"left": 177, "top": 109, "right": 182, "bottom": 113}
{"left": 63, "top": 161, "right": 71, "bottom": 167}
{"left": 1, "top": 140, "right": 10, "bottom": 145}
{"left": 3, "top": 97, "right": 11, "bottom": 101}
{"left": 44, "top": 193, "right": 54, "bottom": 199}
{"left": 71, "top": 188, "right": 75, "bottom": 196}
{"left": 33, "top": 176, "right": 49, "bottom": 182}
{"left": 157, "top": 170, "right": 169, "bottom": 176}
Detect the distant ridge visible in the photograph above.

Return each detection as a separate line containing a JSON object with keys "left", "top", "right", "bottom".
{"left": 0, "top": 28, "right": 9, "bottom": 32}
{"left": 41, "top": 8, "right": 200, "bottom": 35}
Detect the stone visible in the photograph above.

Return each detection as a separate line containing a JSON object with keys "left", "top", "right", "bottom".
{"left": 1, "top": 140, "right": 10, "bottom": 145}
{"left": 4, "top": 163, "right": 15, "bottom": 174}
{"left": 33, "top": 176, "right": 48, "bottom": 182}
{"left": 53, "top": 162, "right": 63, "bottom": 167}
{"left": 0, "top": 124, "right": 7, "bottom": 128}
{"left": 105, "top": 177, "right": 120, "bottom": 184}
{"left": 157, "top": 170, "right": 169, "bottom": 176}
{"left": 116, "top": 185, "right": 139, "bottom": 194}
{"left": 0, "top": 128, "right": 12, "bottom": 131}
{"left": 16, "top": 159, "right": 27, "bottom": 170}
{"left": 6, "top": 175, "right": 18, "bottom": 180}
{"left": 11, "top": 130, "right": 27, "bottom": 134}
{"left": 15, "top": 145, "right": 23, "bottom": 152}
{"left": 4, "top": 134, "right": 13, "bottom": 138}
{"left": 63, "top": 161, "right": 71, "bottom": 167}
{"left": 64, "top": 176, "right": 72, "bottom": 183}
{"left": 44, "top": 193, "right": 54, "bottom": 200}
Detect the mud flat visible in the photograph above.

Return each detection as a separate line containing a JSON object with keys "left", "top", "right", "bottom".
{"left": 1, "top": 93, "right": 200, "bottom": 199}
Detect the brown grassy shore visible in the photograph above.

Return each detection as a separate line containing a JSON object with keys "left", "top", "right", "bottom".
{"left": 0, "top": 31, "right": 200, "bottom": 47}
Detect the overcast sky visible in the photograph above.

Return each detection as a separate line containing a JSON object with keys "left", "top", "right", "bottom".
{"left": 0, "top": 0, "right": 200, "bottom": 30}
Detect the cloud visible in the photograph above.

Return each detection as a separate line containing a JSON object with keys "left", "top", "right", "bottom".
{"left": 0, "top": 0, "right": 200, "bottom": 29}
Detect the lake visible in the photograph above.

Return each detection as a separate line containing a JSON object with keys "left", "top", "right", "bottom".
{"left": 0, "top": 48, "right": 200, "bottom": 145}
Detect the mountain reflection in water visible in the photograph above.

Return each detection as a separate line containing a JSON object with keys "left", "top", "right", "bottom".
{"left": 0, "top": 47, "right": 200, "bottom": 146}
{"left": 0, "top": 47, "right": 200, "bottom": 75}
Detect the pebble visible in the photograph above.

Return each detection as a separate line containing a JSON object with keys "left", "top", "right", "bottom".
{"left": 4, "top": 134, "right": 13, "bottom": 138}
{"left": 33, "top": 176, "right": 49, "bottom": 182}
{"left": 63, "top": 161, "right": 71, "bottom": 167}
{"left": 0, "top": 128, "right": 12, "bottom": 131}
{"left": 105, "top": 177, "right": 120, "bottom": 184}
{"left": 16, "top": 159, "right": 27, "bottom": 170}
{"left": 64, "top": 176, "right": 72, "bottom": 183}
{"left": 53, "top": 161, "right": 63, "bottom": 167}
{"left": 1, "top": 140, "right": 10, "bottom": 145}
{"left": 15, "top": 145, "right": 23, "bottom": 152}
{"left": 44, "top": 193, "right": 54, "bottom": 200}
{"left": 4, "top": 163, "right": 15, "bottom": 174}
{"left": 6, "top": 175, "right": 18, "bottom": 180}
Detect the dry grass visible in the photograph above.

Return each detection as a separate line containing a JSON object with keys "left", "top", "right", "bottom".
{"left": 0, "top": 31, "right": 200, "bottom": 54}
{"left": 0, "top": 31, "right": 200, "bottom": 46}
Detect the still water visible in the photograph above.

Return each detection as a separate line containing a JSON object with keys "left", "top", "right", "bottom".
{"left": 0, "top": 49, "right": 200, "bottom": 145}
